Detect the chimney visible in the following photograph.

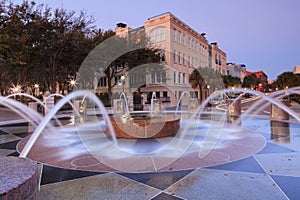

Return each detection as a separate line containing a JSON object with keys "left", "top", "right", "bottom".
{"left": 116, "top": 23, "right": 127, "bottom": 28}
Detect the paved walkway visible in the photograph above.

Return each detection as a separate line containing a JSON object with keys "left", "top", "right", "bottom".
{"left": 1, "top": 108, "right": 300, "bottom": 199}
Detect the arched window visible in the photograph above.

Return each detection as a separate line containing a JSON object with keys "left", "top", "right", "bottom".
{"left": 150, "top": 27, "right": 167, "bottom": 43}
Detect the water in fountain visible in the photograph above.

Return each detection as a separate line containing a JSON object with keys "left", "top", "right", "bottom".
{"left": 14, "top": 89, "right": 201, "bottom": 171}
{"left": 0, "top": 96, "right": 53, "bottom": 132}
{"left": 216, "top": 88, "right": 300, "bottom": 127}
{"left": 14, "top": 87, "right": 300, "bottom": 172}
{"left": 150, "top": 91, "right": 157, "bottom": 116}
{"left": 19, "top": 90, "right": 117, "bottom": 158}
{"left": 175, "top": 90, "right": 191, "bottom": 115}
{"left": 5, "top": 93, "right": 75, "bottom": 128}
{"left": 43, "top": 93, "right": 80, "bottom": 117}
{"left": 5, "top": 93, "right": 44, "bottom": 107}
{"left": 119, "top": 92, "right": 130, "bottom": 116}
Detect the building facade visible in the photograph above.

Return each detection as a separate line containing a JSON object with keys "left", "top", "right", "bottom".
{"left": 226, "top": 63, "right": 247, "bottom": 81}
{"left": 293, "top": 66, "right": 300, "bottom": 74}
{"left": 246, "top": 70, "right": 268, "bottom": 91}
{"left": 98, "top": 12, "right": 227, "bottom": 107}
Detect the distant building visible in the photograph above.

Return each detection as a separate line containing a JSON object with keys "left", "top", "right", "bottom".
{"left": 293, "top": 66, "right": 300, "bottom": 74}
{"left": 209, "top": 42, "right": 227, "bottom": 75}
{"left": 97, "top": 12, "right": 227, "bottom": 106}
{"left": 246, "top": 70, "right": 268, "bottom": 91}
{"left": 268, "top": 79, "right": 275, "bottom": 85}
{"left": 226, "top": 63, "right": 247, "bottom": 81}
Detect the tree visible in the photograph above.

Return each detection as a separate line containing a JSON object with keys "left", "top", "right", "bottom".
{"left": 189, "top": 68, "right": 205, "bottom": 102}
{"left": 189, "top": 67, "right": 224, "bottom": 102}
{"left": 275, "top": 72, "right": 300, "bottom": 89}
{"left": 242, "top": 74, "right": 261, "bottom": 89}
{"left": 0, "top": 0, "right": 97, "bottom": 93}
{"left": 78, "top": 28, "right": 163, "bottom": 102}
{"left": 0, "top": 1, "right": 33, "bottom": 86}
{"left": 222, "top": 75, "right": 242, "bottom": 88}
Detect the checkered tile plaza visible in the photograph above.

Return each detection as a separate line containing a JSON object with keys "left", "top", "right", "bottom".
{"left": 1, "top": 101, "right": 300, "bottom": 200}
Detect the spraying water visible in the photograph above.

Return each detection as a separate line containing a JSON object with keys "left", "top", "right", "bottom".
{"left": 43, "top": 93, "right": 80, "bottom": 117}
{"left": 175, "top": 91, "right": 191, "bottom": 115}
{"left": 0, "top": 96, "right": 52, "bottom": 134}
{"left": 119, "top": 92, "right": 130, "bottom": 116}
{"left": 19, "top": 90, "right": 117, "bottom": 158}
{"left": 10, "top": 87, "right": 299, "bottom": 172}
{"left": 5, "top": 93, "right": 44, "bottom": 107}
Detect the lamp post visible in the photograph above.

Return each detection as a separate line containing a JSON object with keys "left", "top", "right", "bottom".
{"left": 285, "top": 86, "right": 289, "bottom": 102}
{"left": 69, "top": 79, "right": 76, "bottom": 92}
{"left": 207, "top": 85, "right": 210, "bottom": 97}
{"left": 121, "top": 75, "right": 125, "bottom": 93}
{"left": 34, "top": 84, "right": 39, "bottom": 96}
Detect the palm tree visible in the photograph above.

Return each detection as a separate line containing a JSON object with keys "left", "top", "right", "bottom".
{"left": 189, "top": 68, "right": 206, "bottom": 102}
{"left": 190, "top": 67, "right": 224, "bottom": 102}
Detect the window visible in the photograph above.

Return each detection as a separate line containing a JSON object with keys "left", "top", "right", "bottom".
{"left": 178, "top": 52, "right": 181, "bottom": 64}
{"left": 115, "top": 76, "right": 121, "bottom": 84}
{"left": 150, "top": 71, "right": 166, "bottom": 84}
{"left": 183, "top": 73, "right": 186, "bottom": 84}
{"left": 188, "top": 56, "right": 191, "bottom": 67}
{"left": 182, "top": 34, "right": 185, "bottom": 46}
{"left": 151, "top": 71, "right": 156, "bottom": 83}
{"left": 173, "top": 50, "right": 176, "bottom": 63}
{"left": 156, "top": 91, "right": 160, "bottom": 98}
{"left": 172, "top": 29, "right": 176, "bottom": 42}
{"left": 163, "top": 91, "right": 168, "bottom": 97}
{"left": 160, "top": 51, "right": 166, "bottom": 62}
{"left": 191, "top": 39, "right": 194, "bottom": 50}
{"left": 182, "top": 53, "right": 185, "bottom": 65}
{"left": 178, "top": 72, "right": 181, "bottom": 84}
{"left": 173, "top": 71, "right": 176, "bottom": 83}
{"left": 150, "top": 27, "right": 166, "bottom": 43}
{"left": 98, "top": 77, "right": 107, "bottom": 87}
{"left": 192, "top": 57, "right": 194, "bottom": 67}
{"left": 188, "top": 37, "right": 191, "bottom": 48}
{"left": 177, "top": 31, "right": 181, "bottom": 43}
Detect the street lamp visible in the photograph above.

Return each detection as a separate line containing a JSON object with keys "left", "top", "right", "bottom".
{"left": 12, "top": 84, "right": 22, "bottom": 93}
{"left": 34, "top": 84, "right": 39, "bottom": 96}
{"left": 121, "top": 75, "right": 125, "bottom": 93}
{"left": 285, "top": 86, "right": 289, "bottom": 102}
{"left": 69, "top": 79, "right": 76, "bottom": 91}
{"left": 207, "top": 85, "right": 210, "bottom": 97}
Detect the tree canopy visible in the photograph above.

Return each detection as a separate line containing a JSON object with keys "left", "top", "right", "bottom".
{"left": 242, "top": 74, "right": 261, "bottom": 89}
{"left": 222, "top": 75, "right": 241, "bottom": 88}
{"left": 0, "top": 0, "right": 163, "bottom": 97}
{"left": 274, "top": 72, "right": 300, "bottom": 89}
{"left": 189, "top": 67, "right": 224, "bottom": 101}
{"left": 0, "top": 0, "right": 112, "bottom": 94}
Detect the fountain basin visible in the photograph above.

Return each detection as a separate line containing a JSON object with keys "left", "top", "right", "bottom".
{"left": 0, "top": 156, "right": 39, "bottom": 200}
{"left": 106, "top": 114, "right": 180, "bottom": 139}
{"left": 16, "top": 118, "right": 266, "bottom": 173}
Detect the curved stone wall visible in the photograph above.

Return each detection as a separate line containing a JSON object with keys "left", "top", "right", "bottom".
{"left": 0, "top": 156, "right": 39, "bottom": 200}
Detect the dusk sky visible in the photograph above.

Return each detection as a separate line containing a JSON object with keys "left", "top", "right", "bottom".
{"left": 15, "top": 0, "right": 300, "bottom": 80}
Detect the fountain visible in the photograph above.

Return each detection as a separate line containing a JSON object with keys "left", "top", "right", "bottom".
{"left": 13, "top": 88, "right": 290, "bottom": 172}
{"left": 107, "top": 91, "right": 180, "bottom": 139}
{"left": 1, "top": 86, "right": 299, "bottom": 197}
